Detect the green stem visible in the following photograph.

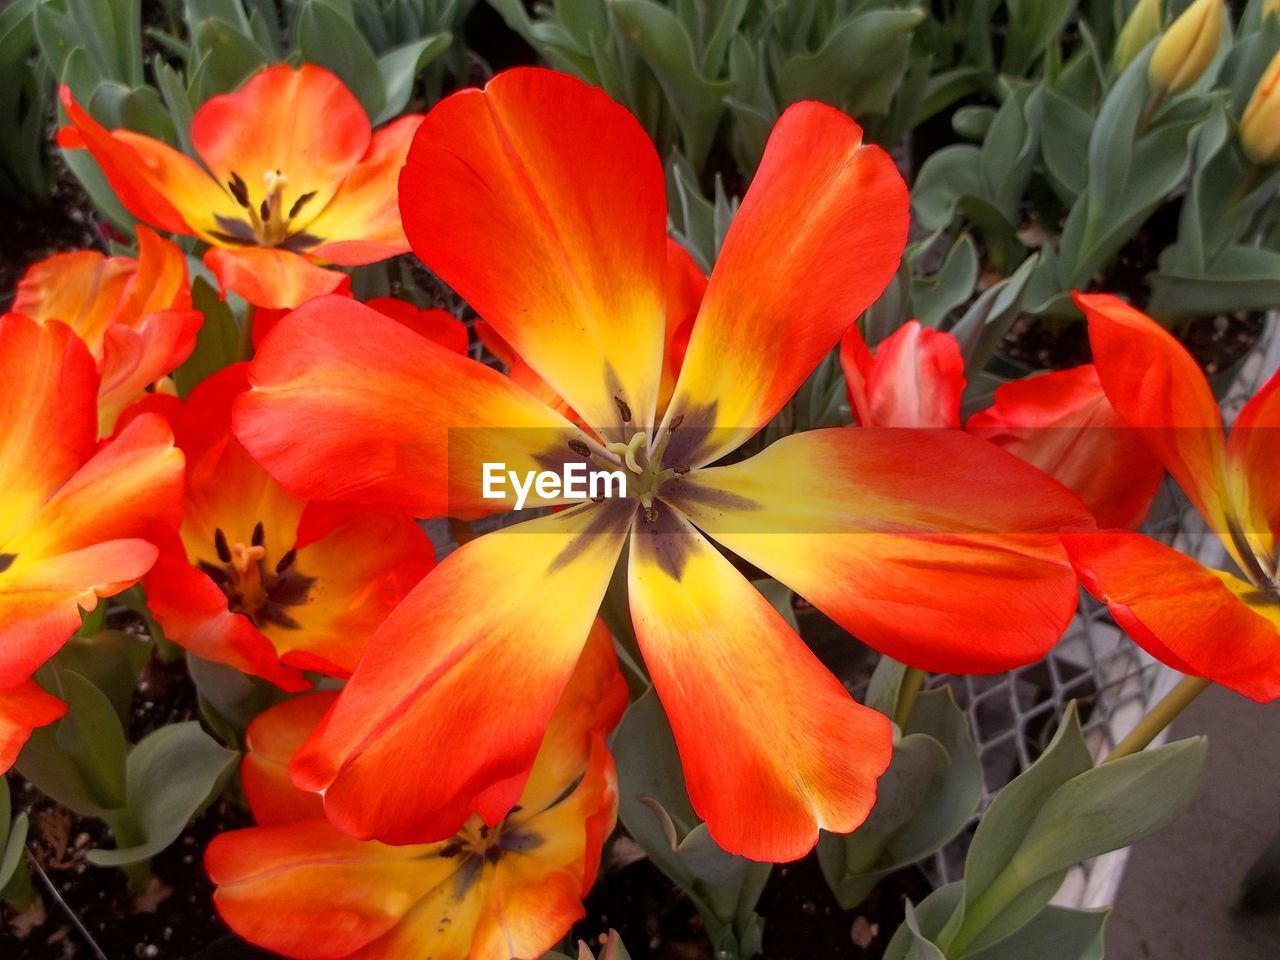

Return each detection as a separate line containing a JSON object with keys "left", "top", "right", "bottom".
{"left": 104, "top": 814, "right": 154, "bottom": 894}
{"left": 1105, "top": 675, "right": 1213, "bottom": 763}
{"left": 893, "top": 667, "right": 926, "bottom": 730}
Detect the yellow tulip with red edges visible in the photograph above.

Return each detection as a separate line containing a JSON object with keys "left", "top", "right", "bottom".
{"left": 207, "top": 621, "right": 627, "bottom": 960}
{"left": 1064, "top": 294, "right": 1280, "bottom": 702}
{"left": 58, "top": 64, "right": 423, "bottom": 310}
{"left": 13, "top": 227, "right": 202, "bottom": 435}
{"left": 235, "top": 68, "right": 1094, "bottom": 862}
{"left": 0, "top": 313, "right": 184, "bottom": 771}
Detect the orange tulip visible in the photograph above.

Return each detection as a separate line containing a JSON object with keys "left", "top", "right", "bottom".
{"left": 136, "top": 364, "right": 434, "bottom": 688}
{"left": 207, "top": 621, "right": 627, "bottom": 960}
{"left": 0, "top": 313, "right": 184, "bottom": 770}
{"left": 13, "top": 227, "right": 202, "bottom": 435}
{"left": 1065, "top": 294, "right": 1280, "bottom": 702}
{"left": 236, "top": 69, "right": 1093, "bottom": 861}
{"left": 58, "top": 64, "right": 422, "bottom": 310}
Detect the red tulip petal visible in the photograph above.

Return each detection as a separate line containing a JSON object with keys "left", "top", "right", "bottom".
{"left": 840, "top": 321, "right": 965, "bottom": 428}
{"left": 0, "top": 680, "right": 67, "bottom": 773}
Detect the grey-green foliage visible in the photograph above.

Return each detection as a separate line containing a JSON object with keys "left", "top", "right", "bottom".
{"left": 15, "top": 664, "right": 237, "bottom": 869}
{"left": 0, "top": 778, "right": 33, "bottom": 901}
{"left": 611, "top": 688, "right": 769, "bottom": 960}
{"left": 881, "top": 704, "right": 1206, "bottom": 959}
{"left": 0, "top": 0, "right": 54, "bottom": 200}
{"left": 916, "top": 3, "right": 1280, "bottom": 323}
{"left": 488, "top": 0, "right": 926, "bottom": 178}
{"left": 818, "top": 660, "right": 983, "bottom": 910}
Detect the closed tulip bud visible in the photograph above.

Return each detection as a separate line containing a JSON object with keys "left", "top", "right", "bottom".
{"left": 1266, "top": 0, "right": 1280, "bottom": 20}
{"left": 1149, "top": 0, "right": 1224, "bottom": 95}
{"left": 1240, "top": 50, "right": 1280, "bottom": 164}
{"left": 1115, "top": 0, "right": 1163, "bottom": 73}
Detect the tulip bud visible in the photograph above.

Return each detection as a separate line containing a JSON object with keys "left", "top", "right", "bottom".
{"left": 1240, "top": 49, "right": 1280, "bottom": 164}
{"left": 1115, "top": 0, "right": 1162, "bottom": 73}
{"left": 1149, "top": 0, "right": 1224, "bottom": 96}
{"left": 1266, "top": 0, "right": 1280, "bottom": 20}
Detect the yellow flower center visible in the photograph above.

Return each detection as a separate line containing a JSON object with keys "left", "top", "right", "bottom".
{"left": 198, "top": 522, "right": 314, "bottom": 629}
{"left": 217, "top": 169, "right": 320, "bottom": 250}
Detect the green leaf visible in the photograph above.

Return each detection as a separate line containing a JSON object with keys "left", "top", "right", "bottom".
{"left": 88, "top": 722, "right": 238, "bottom": 866}
{"left": 948, "top": 253, "right": 1039, "bottom": 375}
{"left": 819, "top": 688, "right": 981, "bottom": 909}
{"left": 188, "top": 654, "right": 285, "bottom": 747}
{"left": 911, "top": 234, "right": 980, "bottom": 328}
{"left": 56, "top": 629, "right": 150, "bottom": 725}
{"left": 188, "top": 18, "right": 271, "bottom": 100}
{"left": 1003, "top": 0, "right": 1076, "bottom": 76}
{"left": 612, "top": 688, "right": 768, "bottom": 955}
{"left": 1037, "top": 86, "right": 1093, "bottom": 201}
{"left": 864, "top": 657, "right": 909, "bottom": 718}
{"left": 966, "top": 906, "right": 1108, "bottom": 960}
{"left": 753, "top": 579, "right": 798, "bottom": 633}
{"left": 297, "top": 0, "right": 385, "bottom": 120}
{"left": 0, "top": 802, "right": 30, "bottom": 894}
{"left": 17, "top": 667, "right": 128, "bottom": 818}
{"left": 1150, "top": 245, "right": 1280, "bottom": 317}
{"left": 887, "top": 902, "right": 949, "bottom": 960}
{"left": 372, "top": 32, "right": 451, "bottom": 124}
{"left": 912, "top": 145, "right": 982, "bottom": 231}
{"left": 173, "top": 277, "right": 241, "bottom": 396}
{"left": 611, "top": 0, "right": 729, "bottom": 171}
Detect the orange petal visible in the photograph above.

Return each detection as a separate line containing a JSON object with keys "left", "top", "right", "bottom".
{"left": 1226, "top": 369, "right": 1280, "bottom": 568}
{"left": 366, "top": 298, "right": 469, "bottom": 355}
{"left": 306, "top": 115, "right": 423, "bottom": 265}
{"left": 191, "top": 64, "right": 370, "bottom": 223}
{"left": 0, "top": 315, "right": 98, "bottom": 544}
{"left": 207, "top": 821, "right": 446, "bottom": 959}
{"left": 269, "top": 507, "right": 435, "bottom": 677}
{"left": 236, "top": 296, "right": 586, "bottom": 518}
{"left": 2, "top": 412, "right": 183, "bottom": 680}
{"left": 290, "top": 502, "right": 631, "bottom": 845}
{"left": 968, "top": 365, "right": 1166, "bottom": 529}
{"left": 400, "top": 68, "right": 669, "bottom": 436}
{"left": 664, "top": 102, "right": 909, "bottom": 466}
{"left": 1064, "top": 531, "right": 1280, "bottom": 702}
{"left": 58, "top": 88, "right": 235, "bottom": 239}
{"left": 242, "top": 691, "right": 337, "bottom": 825}
{"left": 1075, "top": 293, "right": 1232, "bottom": 541}
{"left": 13, "top": 250, "right": 135, "bottom": 354}
{"left": 96, "top": 309, "right": 202, "bottom": 434}
{"left": 671, "top": 428, "right": 1092, "bottom": 673}
{"left": 840, "top": 321, "right": 965, "bottom": 428}
{"left": 628, "top": 509, "right": 892, "bottom": 861}
{"left": 659, "top": 239, "right": 707, "bottom": 412}
{"left": 0, "top": 680, "right": 66, "bottom": 773}
{"left": 204, "top": 246, "right": 348, "bottom": 310}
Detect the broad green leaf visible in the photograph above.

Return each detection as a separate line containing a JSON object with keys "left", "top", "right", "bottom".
{"left": 188, "top": 654, "right": 285, "bottom": 747}
{"left": 1003, "top": 0, "right": 1076, "bottom": 76}
{"left": 949, "top": 253, "right": 1039, "bottom": 374}
{"left": 864, "top": 657, "right": 909, "bottom": 718}
{"left": 372, "top": 33, "right": 451, "bottom": 125}
{"left": 1150, "top": 245, "right": 1280, "bottom": 317}
{"left": 173, "top": 277, "right": 240, "bottom": 396}
{"left": 189, "top": 18, "right": 271, "bottom": 100}
{"left": 17, "top": 667, "right": 128, "bottom": 818}
{"left": 1037, "top": 86, "right": 1093, "bottom": 201}
{"left": 89, "top": 722, "right": 238, "bottom": 866}
{"left": 611, "top": 688, "right": 768, "bottom": 954}
{"left": 912, "top": 145, "right": 981, "bottom": 231}
{"left": 0, "top": 810, "right": 30, "bottom": 893}
{"left": 885, "top": 902, "right": 949, "bottom": 960}
{"left": 297, "top": 0, "right": 385, "bottom": 120}
{"left": 57, "top": 629, "right": 149, "bottom": 725}
{"left": 967, "top": 906, "right": 1108, "bottom": 960}
{"left": 911, "top": 234, "right": 979, "bottom": 328}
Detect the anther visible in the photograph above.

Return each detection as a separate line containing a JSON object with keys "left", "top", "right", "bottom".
{"left": 214, "top": 528, "right": 232, "bottom": 563}
{"left": 288, "top": 191, "right": 317, "bottom": 219}
{"left": 672, "top": 464, "right": 690, "bottom": 477}
{"left": 568, "top": 438, "right": 591, "bottom": 458}
{"left": 227, "top": 172, "right": 251, "bottom": 208}
{"left": 643, "top": 503, "right": 659, "bottom": 523}
{"left": 259, "top": 199, "right": 271, "bottom": 222}
{"left": 276, "top": 548, "right": 297, "bottom": 574}
{"left": 613, "top": 395, "right": 632, "bottom": 424}
{"left": 668, "top": 414, "right": 684, "bottom": 431}
{"left": 252, "top": 521, "right": 265, "bottom": 547}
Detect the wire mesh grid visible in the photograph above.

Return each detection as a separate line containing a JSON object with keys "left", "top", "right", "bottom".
{"left": 925, "top": 313, "right": 1280, "bottom": 905}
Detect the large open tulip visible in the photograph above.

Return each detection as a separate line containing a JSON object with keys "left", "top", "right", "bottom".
{"left": 140, "top": 364, "right": 433, "bottom": 689}
{"left": 236, "top": 68, "right": 1092, "bottom": 861}
{"left": 13, "top": 227, "right": 201, "bottom": 434}
{"left": 840, "top": 321, "right": 1165, "bottom": 529}
{"left": 0, "top": 313, "right": 183, "bottom": 770}
{"left": 59, "top": 64, "right": 421, "bottom": 310}
{"left": 207, "top": 620, "right": 626, "bottom": 960}
{"left": 1065, "top": 294, "right": 1280, "bottom": 702}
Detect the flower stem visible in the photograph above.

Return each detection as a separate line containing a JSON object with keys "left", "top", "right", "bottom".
{"left": 1105, "top": 675, "right": 1213, "bottom": 762}
{"left": 893, "top": 667, "right": 926, "bottom": 730}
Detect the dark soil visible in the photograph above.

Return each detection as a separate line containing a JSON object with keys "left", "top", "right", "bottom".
{"left": 0, "top": 152, "right": 103, "bottom": 312}
{"left": 573, "top": 853, "right": 931, "bottom": 960}
{"left": 1, "top": 656, "right": 270, "bottom": 960}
